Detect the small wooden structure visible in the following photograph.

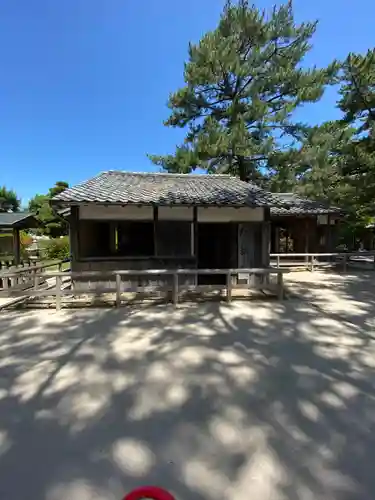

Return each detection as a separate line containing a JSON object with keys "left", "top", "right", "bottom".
{"left": 0, "top": 212, "right": 38, "bottom": 265}
{"left": 270, "top": 193, "right": 342, "bottom": 254}
{"left": 51, "top": 172, "right": 287, "bottom": 289}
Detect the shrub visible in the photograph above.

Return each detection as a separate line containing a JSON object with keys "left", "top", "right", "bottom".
{"left": 20, "top": 231, "right": 33, "bottom": 248}
{"left": 42, "top": 236, "right": 70, "bottom": 261}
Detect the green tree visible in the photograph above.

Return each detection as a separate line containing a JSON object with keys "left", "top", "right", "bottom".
{"left": 149, "top": 0, "right": 338, "bottom": 181}
{"left": 0, "top": 186, "right": 20, "bottom": 212}
{"left": 337, "top": 50, "right": 375, "bottom": 215}
{"left": 29, "top": 181, "right": 69, "bottom": 238}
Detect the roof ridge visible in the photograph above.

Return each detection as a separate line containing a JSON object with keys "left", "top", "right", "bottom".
{"left": 104, "top": 170, "right": 232, "bottom": 178}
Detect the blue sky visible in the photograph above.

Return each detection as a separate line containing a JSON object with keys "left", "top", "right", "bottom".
{"left": 0, "top": 0, "right": 374, "bottom": 205}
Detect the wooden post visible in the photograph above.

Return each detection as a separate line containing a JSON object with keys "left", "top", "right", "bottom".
{"left": 173, "top": 272, "right": 178, "bottom": 306}
{"left": 305, "top": 219, "right": 309, "bottom": 264}
{"left": 276, "top": 255, "right": 280, "bottom": 268}
{"left": 2, "top": 270, "right": 8, "bottom": 291}
{"left": 275, "top": 226, "right": 280, "bottom": 253}
{"left": 153, "top": 206, "right": 158, "bottom": 256}
{"left": 327, "top": 214, "right": 332, "bottom": 252}
{"left": 34, "top": 270, "right": 39, "bottom": 289}
{"left": 226, "top": 271, "right": 232, "bottom": 303}
{"left": 13, "top": 228, "right": 21, "bottom": 266}
{"left": 261, "top": 209, "right": 271, "bottom": 268}
{"left": 310, "top": 254, "right": 314, "bottom": 272}
{"left": 116, "top": 273, "right": 121, "bottom": 307}
{"left": 193, "top": 207, "right": 198, "bottom": 287}
{"left": 277, "top": 272, "right": 284, "bottom": 300}
{"left": 56, "top": 275, "right": 62, "bottom": 311}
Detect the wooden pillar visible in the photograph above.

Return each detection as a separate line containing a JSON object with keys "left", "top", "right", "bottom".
{"left": 193, "top": 207, "right": 198, "bottom": 258}
{"left": 153, "top": 206, "right": 158, "bottom": 256}
{"left": 275, "top": 226, "right": 280, "bottom": 253}
{"left": 110, "top": 222, "right": 117, "bottom": 254}
{"left": 304, "top": 219, "right": 309, "bottom": 254}
{"left": 68, "top": 206, "right": 79, "bottom": 270}
{"left": 305, "top": 218, "right": 310, "bottom": 263}
{"left": 193, "top": 207, "right": 198, "bottom": 286}
{"left": 13, "top": 228, "right": 20, "bottom": 266}
{"left": 261, "top": 208, "right": 271, "bottom": 268}
{"left": 327, "top": 214, "right": 332, "bottom": 252}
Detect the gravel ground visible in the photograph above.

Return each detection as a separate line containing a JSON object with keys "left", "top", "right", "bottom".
{"left": 0, "top": 271, "right": 375, "bottom": 500}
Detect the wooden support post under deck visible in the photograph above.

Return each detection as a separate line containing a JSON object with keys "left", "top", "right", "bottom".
{"left": 13, "top": 228, "right": 20, "bottom": 266}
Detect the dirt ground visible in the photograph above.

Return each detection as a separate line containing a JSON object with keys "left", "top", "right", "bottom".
{"left": 0, "top": 270, "right": 375, "bottom": 500}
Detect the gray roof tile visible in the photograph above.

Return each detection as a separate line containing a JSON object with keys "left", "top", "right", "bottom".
{"left": 270, "top": 193, "right": 341, "bottom": 216}
{"left": 0, "top": 212, "right": 37, "bottom": 228}
{"left": 52, "top": 171, "right": 284, "bottom": 208}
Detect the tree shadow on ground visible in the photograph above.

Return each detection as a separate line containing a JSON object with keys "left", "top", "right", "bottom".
{"left": 0, "top": 288, "right": 375, "bottom": 500}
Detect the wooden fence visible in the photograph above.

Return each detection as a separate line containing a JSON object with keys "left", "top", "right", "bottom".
{"left": 270, "top": 252, "right": 375, "bottom": 271}
{"left": 0, "top": 259, "right": 69, "bottom": 292}
{"left": 0, "top": 267, "right": 289, "bottom": 310}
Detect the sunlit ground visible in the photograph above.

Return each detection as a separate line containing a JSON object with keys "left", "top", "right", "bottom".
{"left": 0, "top": 270, "right": 375, "bottom": 500}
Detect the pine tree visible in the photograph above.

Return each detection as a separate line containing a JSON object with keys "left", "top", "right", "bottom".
{"left": 338, "top": 50, "right": 375, "bottom": 216}
{"left": 29, "top": 181, "right": 69, "bottom": 237}
{"left": 0, "top": 186, "right": 20, "bottom": 212}
{"left": 149, "top": 0, "right": 338, "bottom": 181}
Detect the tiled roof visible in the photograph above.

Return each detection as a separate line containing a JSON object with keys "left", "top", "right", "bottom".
{"left": 52, "top": 171, "right": 285, "bottom": 208}
{"left": 270, "top": 193, "right": 341, "bottom": 216}
{"left": 0, "top": 212, "right": 37, "bottom": 228}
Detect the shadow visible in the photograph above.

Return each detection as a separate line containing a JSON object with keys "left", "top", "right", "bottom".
{"left": 0, "top": 283, "right": 375, "bottom": 499}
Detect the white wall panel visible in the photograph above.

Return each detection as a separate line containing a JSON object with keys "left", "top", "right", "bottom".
{"left": 197, "top": 207, "right": 264, "bottom": 222}
{"left": 79, "top": 205, "right": 153, "bottom": 220}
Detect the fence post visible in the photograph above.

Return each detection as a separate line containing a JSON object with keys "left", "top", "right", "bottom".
{"left": 226, "top": 271, "right": 232, "bottom": 303}
{"left": 277, "top": 255, "right": 280, "bottom": 268}
{"left": 173, "top": 272, "right": 178, "bottom": 306}
{"left": 310, "top": 255, "right": 314, "bottom": 272}
{"left": 116, "top": 273, "right": 121, "bottom": 307}
{"left": 55, "top": 275, "right": 62, "bottom": 311}
{"left": 58, "top": 261, "right": 63, "bottom": 272}
{"left": 34, "top": 269, "right": 39, "bottom": 289}
{"left": 277, "top": 272, "right": 284, "bottom": 300}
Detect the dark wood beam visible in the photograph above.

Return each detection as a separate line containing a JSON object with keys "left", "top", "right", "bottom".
{"left": 13, "top": 228, "right": 20, "bottom": 266}
{"left": 193, "top": 207, "right": 198, "bottom": 258}
{"left": 153, "top": 206, "right": 158, "bottom": 256}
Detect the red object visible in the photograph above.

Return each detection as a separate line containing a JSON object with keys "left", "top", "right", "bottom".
{"left": 123, "top": 486, "right": 175, "bottom": 500}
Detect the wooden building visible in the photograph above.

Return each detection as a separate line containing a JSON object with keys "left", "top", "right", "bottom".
{"left": 0, "top": 212, "right": 38, "bottom": 264}
{"left": 270, "top": 193, "right": 341, "bottom": 254}
{"left": 52, "top": 171, "right": 287, "bottom": 287}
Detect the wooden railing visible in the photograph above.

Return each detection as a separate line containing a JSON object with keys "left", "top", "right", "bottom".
{"left": 270, "top": 252, "right": 375, "bottom": 271}
{"left": 0, "top": 267, "right": 289, "bottom": 310}
{"left": 0, "top": 259, "right": 70, "bottom": 291}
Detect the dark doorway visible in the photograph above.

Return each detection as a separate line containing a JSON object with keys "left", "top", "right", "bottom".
{"left": 197, "top": 223, "right": 233, "bottom": 284}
